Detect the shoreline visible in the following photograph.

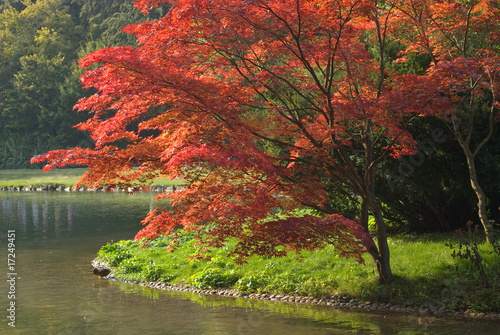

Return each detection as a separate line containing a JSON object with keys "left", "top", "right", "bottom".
{"left": 93, "top": 259, "right": 500, "bottom": 321}
{"left": 0, "top": 184, "right": 182, "bottom": 193}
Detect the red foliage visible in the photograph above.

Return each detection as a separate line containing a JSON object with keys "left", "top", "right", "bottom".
{"left": 229, "top": 214, "right": 375, "bottom": 264}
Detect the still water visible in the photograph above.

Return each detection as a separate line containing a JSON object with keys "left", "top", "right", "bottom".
{"left": 0, "top": 192, "right": 498, "bottom": 334}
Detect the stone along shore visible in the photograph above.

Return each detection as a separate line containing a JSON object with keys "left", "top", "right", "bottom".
{"left": 91, "top": 261, "right": 500, "bottom": 321}
{"left": 0, "top": 184, "right": 183, "bottom": 193}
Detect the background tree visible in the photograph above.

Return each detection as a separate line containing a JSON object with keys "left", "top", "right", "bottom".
{"left": 390, "top": 0, "right": 500, "bottom": 242}
{"left": 0, "top": 0, "right": 26, "bottom": 11}
{"left": 77, "top": 0, "right": 158, "bottom": 46}
{"left": 0, "top": 0, "right": 166, "bottom": 168}
{"left": 0, "top": 0, "right": 88, "bottom": 167}
{"left": 377, "top": 116, "right": 480, "bottom": 233}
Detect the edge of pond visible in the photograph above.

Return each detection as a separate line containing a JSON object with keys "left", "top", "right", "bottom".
{"left": 0, "top": 184, "right": 182, "bottom": 193}
{"left": 92, "top": 259, "right": 500, "bottom": 322}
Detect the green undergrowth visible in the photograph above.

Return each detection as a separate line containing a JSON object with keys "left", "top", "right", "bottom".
{"left": 96, "top": 231, "right": 500, "bottom": 313}
{"left": 0, "top": 168, "right": 185, "bottom": 187}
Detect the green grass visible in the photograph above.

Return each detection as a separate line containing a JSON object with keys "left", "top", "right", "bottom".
{"left": 0, "top": 168, "right": 185, "bottom": 187}
{"left": 0, "top": 168, "right": 88, "bottom": 186}
{"left": 96, "top": 231, "right": 500, "bottom": 313}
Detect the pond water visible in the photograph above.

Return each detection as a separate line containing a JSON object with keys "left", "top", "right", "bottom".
{"left": 0, "top": 192, "right": 498, "bottom": 334}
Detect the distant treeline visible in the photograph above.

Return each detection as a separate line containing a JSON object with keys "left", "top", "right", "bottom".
{"left": 0, "top": 0, "right": 167, "bottom": 168}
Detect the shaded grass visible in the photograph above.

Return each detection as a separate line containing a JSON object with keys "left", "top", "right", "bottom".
{"left": 96, "top": 232, "right": 500, "bottom": 313}
{"left": 0, "top": 168, "right": 184, "bottom": 187}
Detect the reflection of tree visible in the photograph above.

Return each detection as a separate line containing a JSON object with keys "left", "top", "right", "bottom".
{"left": 67, "top": 203, "right": 73, "bottom": 237}
{"left": 0, "top": 192, "right": 165, "bottom": 241}
{"left": 110, "top": 280, "right": 383, "bottom": 334}
{"left": 0, "top": 195, "right": 75, "bottom": 240}
{"left": 32, "top": 201, "right": 39, "bottom": 232}
{"left": 16, "top": 198, "right": 27, "bottom": 228}
{"left": 42, "top": 199, "right": 49, "bottom": 235}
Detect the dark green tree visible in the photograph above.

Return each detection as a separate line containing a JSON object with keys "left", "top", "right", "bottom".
{"left": 0, "top": 0, "right": 87, "bottom": 167}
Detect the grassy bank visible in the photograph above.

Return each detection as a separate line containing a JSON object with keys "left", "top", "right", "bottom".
{"left": 0, "top": 168, "right": 184, "bottom": 187}
{"left": 96, "top": 231, "right": 500, "bottom": 314}
{"left": 0, "top": 168, "right": 88, "bottom": 187}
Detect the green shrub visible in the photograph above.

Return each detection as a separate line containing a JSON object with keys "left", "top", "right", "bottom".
{"left": 297, "top": 278, "right": 336, "bottom": 298}
{"left": 190, "top": 268, "right": 240, "bottom": 289}
{"left": 119, "top": 257, "right": 144, "bottom": 274}
{"left": 234, "top": 272, "right": 270, "bottom": 293}
{"left": 143, "top": 262, "right": 165, "bottom": 281}
{"left": 98, "top": 241, "right": 135, "bottom": 266}
{"left": 264, "top": 272, "right": 302, "bottom": 294}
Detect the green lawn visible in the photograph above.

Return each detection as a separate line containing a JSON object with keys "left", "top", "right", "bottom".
{"left": 96, "top": 231, "right": 500, "bottom": 313}
{"left": 0, "top": 168, "right": 184, "bottom": 187}
{"left": 0, "top": 168, "right": 87, "bottom": 187}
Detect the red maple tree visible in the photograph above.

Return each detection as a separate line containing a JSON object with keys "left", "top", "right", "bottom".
{"left": 32, "top": 0, "right": 472, "bottom": 282}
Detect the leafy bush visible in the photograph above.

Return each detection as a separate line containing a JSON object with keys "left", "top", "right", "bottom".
{"left": 119, "top": 257, "right": 144, "bottom": 273}
{"left": 446, "top": 223, "right": 500, "bottom": 287}
{"left": 297, "top": 278, "right": 336, "bottom": 298}
{"left": 264, "top": 272, "right": 302, "bottom": 294}
{"left": 190, "top": 268, "right": 240, "bottom": 289}
{"left": 98, "top": 240, "right": 137, "bottom": 266}
{"left": 143, "top": 262, "right": 165, "bottom": 281}
{"left": 234, "top": 272, "right": 270, "bottom": 293}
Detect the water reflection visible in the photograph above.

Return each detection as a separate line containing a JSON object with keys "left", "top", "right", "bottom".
{"left": 105, "top": 280, "right": 499, "bottom": 335}
{"left": 0, "top": 192, "right": 163, "bottom": 244}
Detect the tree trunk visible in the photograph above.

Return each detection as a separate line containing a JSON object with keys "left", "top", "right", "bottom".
{"left": 367, "top": 200, "right": 392, "bottom": 283}
{"left": 452, "top": 111, "right": 495, "bottom": 244}
{"left": 359, "top": 200, "right": 369, "bottom": 232}
{"left": 464, "top": 149, "right": 495, "bottom": 243}
{"left": 360, "top": 198, "right": 392, "bottom": 282}
{"left": 360, "top": 117, "right": 392, "bottom": 282}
